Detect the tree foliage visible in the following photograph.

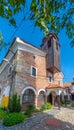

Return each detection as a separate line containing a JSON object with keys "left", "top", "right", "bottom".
{"left": 0, "top": 0, "right": 25, "bottom": 26}
{"left": 0, "top": 32, "right": 9, "bottom": 50}
{"left": 8, "top": 93, "right": 21, "bottom": 112}
{"left": 0, "top": 0, "right": 74, "bottom": 43}
{"left": 0, "top": 32, "right": 6, "bottom": 50}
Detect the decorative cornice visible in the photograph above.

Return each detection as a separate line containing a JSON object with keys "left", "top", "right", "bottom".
{"left": 16, "top": 37, "right": 47, "bottom": 56}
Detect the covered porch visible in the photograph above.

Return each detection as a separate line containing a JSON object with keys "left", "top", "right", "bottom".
{"left": 46, "top": 84, "right": 66, "bottom": 106}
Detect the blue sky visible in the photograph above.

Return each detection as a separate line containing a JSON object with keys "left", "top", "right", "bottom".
{"left": 0, "top": 13, "right": 74, "bottom": 83}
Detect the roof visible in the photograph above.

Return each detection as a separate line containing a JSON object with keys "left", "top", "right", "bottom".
{"left": 46, "top": 83, "right": 62, "bottom": 89}
{"left": 47, "top": 33, "right": 59, "bottom": 40}
{"left": 68, "top": 87, "right": 74, "bottom": 94}
{"left": 63, "top": 82, "right": 72, "bottom": 88}
{"left": 41, "top": 33, "right": 60, "bottom": 47}
{"left": 71, "top": 90, "right": 74, "bottom": 94}
{"left": 16, "top": 37, "right": 47, "bottom": 54}
{"left": 1, "top": 36, "right": 47, "bottom": 65}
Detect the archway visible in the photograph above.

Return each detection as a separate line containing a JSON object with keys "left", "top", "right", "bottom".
{"left": 47, "top": 93, "right": 52, "bottom": 104}
{"left": 22, "top": 87, "right": 36, "bottom": 110}
{"left": 38, "top": 90, "right": 46, "bottom": 108}
{"left": 47, "top": 91, "right": 56, "bottom": 105}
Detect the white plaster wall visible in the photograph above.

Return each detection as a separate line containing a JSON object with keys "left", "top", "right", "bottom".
{"left": 3, "top": 86, "right": 10, "bottom": 96}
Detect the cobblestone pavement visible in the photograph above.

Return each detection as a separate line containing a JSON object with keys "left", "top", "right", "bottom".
{"left": 0, "top": 107, "right": 74, "bottom": 130}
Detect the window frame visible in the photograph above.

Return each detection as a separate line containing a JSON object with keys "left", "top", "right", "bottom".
{"left": 22, "top": 89, "right": 35, "bottom": 103}
{"left": 48, "top": 75, "right": 53, "bottom": 83}
{"left": 38, "top": 91, "right": 45, "bottom": 100}
{"left": 8, "top": 65, "right": 12, "bottom": 76}
{"left": 47, "top": 37, "right": 52, "bottom": 48}
{"left": 58, "top": 81, "right": 60, "bottom": 85}
{"left": 31, "top": 66, "right": 37, "bottom": 77}
{"left": 56, "top": 42, "right": 58, "bottom": 51}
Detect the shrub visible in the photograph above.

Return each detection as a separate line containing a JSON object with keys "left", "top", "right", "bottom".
{"left": 34, "top": 109, "right": 43, "bottom": 112}
{"left": 65, "top": 100, "right": 70, "bottom": 104}
{"left": 8, "top": 93, "right": 21, "bottom": 112}
{"left": 0, "top": 104, "right": 3, "bottom": 109}
{"left": 25, "top": 104, "right": 36, "bottom": 117}
{"left": 3, "top": 113, "right": 26, "bottom": 126}
{"left": 71, "top": 102, "right": 74, "bottom": 107}
{"left": 61, "top": 100, "right": 70, "bottom": 106}
{"left": 0, "top": 109, "right": 6, "bottom": 120}
{"left": 41, "top": 102, "right": 52, "bottom": 111}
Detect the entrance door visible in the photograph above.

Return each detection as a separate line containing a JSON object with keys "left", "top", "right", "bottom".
{"left": 47, "top": 93, "right": 52, "bottom": 104}
{"left": 47, "top": 91, "right": 56, "bottom": 105}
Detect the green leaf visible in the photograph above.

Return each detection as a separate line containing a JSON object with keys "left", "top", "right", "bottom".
{"left": 0, "top": 4, "right": 4, "bottom": 16}
{"left": 0, "top": 0, "right": 73, "bottom": 45}
{"left": 71, "top": 39, "right": 74, "bottom": 47}
{"left": 9, "top": 18, "right": 16, "bottom": 26}
{"left": 14, "top": 6, "right": 21, "bottom": 14}
{"left": 6, "top": 7, "right": 12, "bottom": 16}
{"left": 0, "top": 32, "right": 7, "bottom": 50}
{"left": 30, "top": 0, "right": 37, "bottom": 12}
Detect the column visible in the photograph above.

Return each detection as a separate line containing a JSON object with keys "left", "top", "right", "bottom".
{"left": 35, "top": 95, "right": 38, "bottom": 108}
{"left": 57, "top": 95, "right": 60, "bottom": 109}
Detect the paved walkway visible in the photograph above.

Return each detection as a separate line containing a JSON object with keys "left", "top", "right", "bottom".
{"left": 0, "top": 107, "right": 74, "bottom": 130}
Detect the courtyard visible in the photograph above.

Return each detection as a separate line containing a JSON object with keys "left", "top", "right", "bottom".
{"left": 0, "top": 107, "right": 74, "bottom": 130}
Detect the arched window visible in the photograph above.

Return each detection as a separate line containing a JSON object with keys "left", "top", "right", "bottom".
{"left": 48, "top": 38, "right": 52, "bottom": 48}
{"left": 8, "top": 65, "right": 12, "bottom": 76}
{"left": 22, "top": 89, "right": 35, "bottom": 103}
{"left": 38, "top": 91, "right": 45, "bottom": 100}
{"left": 56, "top": 42, "right": 58, "bottom": 51}
{"left": 48, "top": 76, "right": 52, "bottom": 83}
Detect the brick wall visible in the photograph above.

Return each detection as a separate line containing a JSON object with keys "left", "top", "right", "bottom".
{"left": 15, "top": 50, "right": 49, "bottom": 94}
{"left": 0, "top": 42, "right": 63, "bottom": 109}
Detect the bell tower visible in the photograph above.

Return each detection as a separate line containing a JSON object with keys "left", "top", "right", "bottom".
{"left": 41, "top": 33, "right": 61, "bottom": 73}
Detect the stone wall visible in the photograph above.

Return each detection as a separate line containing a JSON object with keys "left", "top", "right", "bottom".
{"left": 0, "top": 38, "right": 63, "bottom": 108}
{"left": 0, "top": 53, "right": 17, "bottom": 99}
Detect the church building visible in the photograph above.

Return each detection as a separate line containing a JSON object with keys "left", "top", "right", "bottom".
{"left": 0, "top": 33, "right": 67, "bottom": 109}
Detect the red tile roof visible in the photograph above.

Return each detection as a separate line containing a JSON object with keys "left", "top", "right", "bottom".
{"left": 63, "top": 82, "right": 74, "bottom": 93}
{"left": 46, "top": 82, "right": 73, "bottom": 90}
{"left": 68, "top": 87, "right": 74, "bottom": 94}
{"left": 46, "top": 83, "right": 62, "bottom": 89}
{"left": 63, "top": 82, "right": 72, "bottom": 88}
{"left": 71, "top": 90, "right": 74, "bottom": 94}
